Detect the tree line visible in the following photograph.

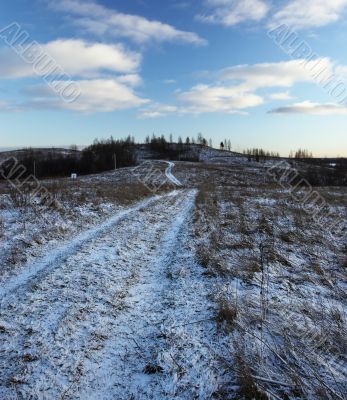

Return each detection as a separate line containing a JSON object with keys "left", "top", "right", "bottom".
{"left": 289, "top": 149, "right": 313, "bottom": 159}
{"left": 145, "top": 132, "right": 212, "bottom": 148}
{"left": 1, "top": 135, "right": 346, "bottom": 185}
{"left": 242, "top": 148, "right": 281, "bottom": 162}
{"left": 0, "top": 133, "right": 211, "bottom": 179}
{"left": 0, "top": 136, "right": 137, "bottom": 180}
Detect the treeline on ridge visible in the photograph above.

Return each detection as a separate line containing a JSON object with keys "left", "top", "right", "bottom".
{"left": 0, "top": 134, "right": 204, "bottom": 179}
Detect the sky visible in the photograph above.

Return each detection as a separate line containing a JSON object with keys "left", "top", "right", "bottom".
{"left": 0, "top": 0, "right": 347, "bottom": 156}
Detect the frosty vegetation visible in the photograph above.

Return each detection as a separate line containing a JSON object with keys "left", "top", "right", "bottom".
{"left": 0, "top": 148, "right": 346, "bottom": 399}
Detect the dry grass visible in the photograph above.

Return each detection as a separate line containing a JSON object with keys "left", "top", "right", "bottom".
{"left": 310, "top": 261, "right": 324, "bottom": 276}
{"left": 0, "top": 173, "right": 175, "bottom": 274}
{"left": 216, "top": 299, "right": 237, "bottom": 332}
{"left": 196, "top": 244, "right": 212, "bottom": 268}
{"left": 195, "top": 183, "right": 218, "bottom": 214}
{"left": 341, "top": 246, "right": 347, "bottom": 269}
{"left": 244, "top": 258, "right": 261, "bottom": 282}
{"left": 46, "top": 180, "right": 173, "bottom": 208}
{"left": 190, "top": 163, "right": 347, "bottom": 399}
{"left": 280, "top": 231, "right": 296, "bottom": 244}
{"left": 234, "top": 349, "right": 269, "bottom": 400}
{"left": 227, "top": 241, "right": 254, "bottom": 250}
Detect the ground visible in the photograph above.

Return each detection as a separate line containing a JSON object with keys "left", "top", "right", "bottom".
{"left": 0, "top": 159, "right": 346, "bottom": 399}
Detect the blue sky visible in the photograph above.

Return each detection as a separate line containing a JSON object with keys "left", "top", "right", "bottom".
{"left": 1, "top": 0, "right": 347, "bottom": 156}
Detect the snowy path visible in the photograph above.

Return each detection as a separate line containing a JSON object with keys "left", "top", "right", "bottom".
{"left": 164, "top": 161, "right": 182, "bottom": 187}
{"left": 0, "top": 189, "right": 218, "bottom": 400}
{"left": 0, "top": 192, "right": 176, "bottom": 299}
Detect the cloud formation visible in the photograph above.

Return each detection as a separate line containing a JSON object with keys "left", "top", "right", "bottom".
{"left": 269, "top": 100, "right": 347, "bottom": 115}
{"left": 197, "top": 0, "right": 347, "bottom": 30}
{"left": 270, "top": 0, "right": 347, "bottom": 30}
{"left": 50, "top": 0, "right": 207, "bottom": 46}
{"left": 10, "top": 79, "right": 149, "bottom": 113}
{"left": 138, "top": 58, "right": 343, "bottom": 117}
{"left": 177, "top": 84, "right": 263, "bottom": 113}
{"left": 269, "top": 91, "right": 294, "bottom": 100}
{"left": 0, "top": 39, "right": 141, "bottom": 79}
{"left": 0, "top": 38, "right": 148, "bottom": 113}
{"left": 219, "top": 58, "right": 333, "bottom": 90}
{"left": 138, "top": 103, "right": 179, "bottom": 118}
{"left": 197, "top": 0, "right": 269, "bottom": 26}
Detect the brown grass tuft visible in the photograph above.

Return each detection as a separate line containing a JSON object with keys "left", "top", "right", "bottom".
{"left": 235, "top": 350, "right": 269, "bottom": 400}
{"left": 216, "top": 299, "right": 237, "bottom": 332}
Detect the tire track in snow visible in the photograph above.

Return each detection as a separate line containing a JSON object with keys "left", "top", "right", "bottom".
{"left": 74, "top": 188, "right": 220, "bottom": 400}
{"left": 164, "top": 161, "right": 182, "bottom": 187}
{"left": 0, "top": 190, "right": 200, "bottom": 399}
{"left": 0, "top": 191, "right": 178, "bottom": 300}
{"left": 74, "top": 189, "right": 199, "bottom": 399}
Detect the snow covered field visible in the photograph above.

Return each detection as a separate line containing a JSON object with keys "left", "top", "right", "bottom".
{"left": 0, "top": 160, "right": 346, "bottom": 399}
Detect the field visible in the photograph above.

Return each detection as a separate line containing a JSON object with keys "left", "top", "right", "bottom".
{"left": 0, "top": 157, "right": 346, "bottom": 399}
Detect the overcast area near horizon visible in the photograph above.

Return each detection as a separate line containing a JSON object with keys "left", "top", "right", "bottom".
{"left": 1, "top": 0, "right": 347, "bottom": 157}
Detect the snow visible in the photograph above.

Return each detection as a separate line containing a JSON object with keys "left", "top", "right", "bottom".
{"left": 0, "top": 159, "right": 345, "bottom": 399}
{"left": 164, "top": 161, "right": 182, "bottom": 187}
{"left": 0, "top": 189, "right": 224, "bottom": 399}
{"left": 0, "top": 191, "right": 176, "bottom": 299}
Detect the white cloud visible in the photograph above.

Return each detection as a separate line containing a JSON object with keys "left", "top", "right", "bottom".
{"left": 16, "top": 79, "right": 149, "bottom": 113}
{"left": 50, "top": 0, "right": 207, "bottom": 46}
{"left": 138, "top": 103, "right": 178, "bottom": 118}
{"left": 61, "top": 79, "right": 149, "bottom": 112}
{"left": 270, "top": 0, "right": 347, "bottom": 30}
{"left": 0, "top": 39, "right": 141, "bottom": 79}
{"left": 139, "top": 84, "right": 264, "bottom": 118}
{"left": 334, "top": 65, "right": 347, "bottom": 79}
{"left": 174, "top": 59, "right": 332, "bottom": 115}
{"left": 44, "top": 40, "right": 140, "bottom": 75}
{"left": 269, "top": 101, "right": 347, "bottom": 115}
{"left": 177, "top": 84, "right": 263, "bottom": 113}
{"left": 0, "top": 38, "right": 147, "bottom": 113}
{"left": 139, "top": 58, "right": 340, "bottom": 118}
{"left": 197, "top": 0, "right": 269, "bottom": 26}
{"left": 269, "top": 91, "right": 294, "bottom": 100}
{"left": 116, "top": 74, "right": 143, "bottom": 87}
{"left": 219, "top": 58, "right": 334, "bottom": 90}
